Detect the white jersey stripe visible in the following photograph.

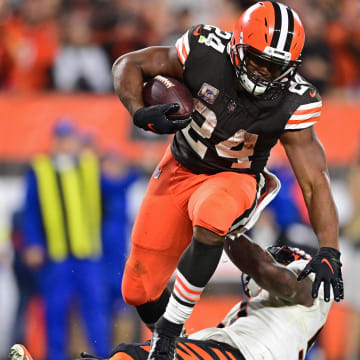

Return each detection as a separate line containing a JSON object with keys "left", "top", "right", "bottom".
{"left": 277, "top": 3, "right": 289, "bottom": 50}
{"left": 289, "top": 112, "right": 321, "bottom": 121}
{"left": 175, "top": 37, "right": 186, "bottom": 64}
{"left": 285, "top": 121, "right": 318, "bottom": 130}
{"left": 296, "top": 101, "right": 322, "bottom": 111}
{"left": 175, "top": 31, "right": 190, "bottom": 65}
{"left": 183, "top": 31, "right": 190, "bottom": 54}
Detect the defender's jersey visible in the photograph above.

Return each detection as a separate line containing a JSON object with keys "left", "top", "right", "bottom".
{"left": 190, "top": 260, "right": 333, "bottom": 360}
{"left": 111, "top": 338, "right": 246, "bottom": 360}
{"left": 172, "top": 25, "right": 322, "bottom": 175}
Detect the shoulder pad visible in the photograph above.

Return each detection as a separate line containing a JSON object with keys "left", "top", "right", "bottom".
{"left": 175, "top": 24, "right": 231, "bottom": 65}
{"left": 284, "top": 74, "right": 322, "bottom": 131}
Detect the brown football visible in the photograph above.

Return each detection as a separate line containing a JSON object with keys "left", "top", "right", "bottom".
{"left": 143, "top": 75, "right": 194, "bottom": 120}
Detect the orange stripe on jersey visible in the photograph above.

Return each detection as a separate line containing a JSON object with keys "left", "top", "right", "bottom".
{"left": 176, "top": 45, "right": 185, "bottom": 65}
{"left": 177, "top": 343, "right": 198, "bottom": 360}
{"left": 175, "top": 34, "right": 189, "bottom": 65}
{"left": 226, "top": 351, "right": 238, "bottom": 360}
{"left": 110, "top": 353, "right": 135, "bottom": 360}
{"left": 174, "top": 284, "right": 200, "bottom": 302}
{"left": 183, "top": 343, "right": 214, "bottom": 360}
{"left": 140, "top": 345, "right": 150, "bottom": 352}
{"left": 181, "top": 42, "right": 188, "bottom": 62}
{"left": 176, "top": 275, "right": 202, "bottom": 295}
{"left": 211, "top": 347, "right": 228, "bottom": 360}
{"left": 293, "top": 106, "right": 321, "bottom": 116}
{"left": 287, "top": 116, "right": 320, "bottom": 125}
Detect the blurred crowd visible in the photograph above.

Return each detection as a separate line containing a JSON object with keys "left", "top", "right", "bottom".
{"left": 0, "top": 0, "right": 359, "bottom": 95}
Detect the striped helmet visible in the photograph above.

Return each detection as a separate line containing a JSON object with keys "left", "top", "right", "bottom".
{"left": 230, "top": 1, "right": 305, "bottom": 96}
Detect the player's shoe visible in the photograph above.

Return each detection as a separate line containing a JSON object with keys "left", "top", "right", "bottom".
{"left": 147, "top": 329, "right": 178, "bottom": 360}
{"left": 8, "top": 344, "right": 34, "bottom": 360}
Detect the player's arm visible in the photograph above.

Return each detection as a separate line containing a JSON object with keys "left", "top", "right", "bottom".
{"left": 112, "top": 46, "right": 183, "bottom": 116}
{"left": 280, "top": 127, "right": 343, "bottom": 302}
{"left": 112, "top": 46, "right": 189, "bottom": 135}
{"left": 225, "top": 234, "right": 313, "bottom": 306}
{"left": 280, "top": 127, "right": 338, "bottom": 249}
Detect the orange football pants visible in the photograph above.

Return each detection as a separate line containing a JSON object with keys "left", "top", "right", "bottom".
{"left": 122, "top": 146, "right": 257, "bottom": 306}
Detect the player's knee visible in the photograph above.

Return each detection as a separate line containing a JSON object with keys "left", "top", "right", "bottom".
{"left": 193, "top": 226, "right": 224, "bottom": 245}
{"left": 121, "top": 266, "right": 147, "bottom": 306}
{"left": 190, "top": 191, "right": 241, "bottom": 237}
{"left": 122, "top": 284, "right": 145, "bottom": 307}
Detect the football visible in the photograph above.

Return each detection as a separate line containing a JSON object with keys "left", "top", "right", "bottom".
{"left": 143, "top": 75, "right": 194, "bottom": 120}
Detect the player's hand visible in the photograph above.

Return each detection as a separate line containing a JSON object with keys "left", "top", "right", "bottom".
{"left": 297, "top": 247, "right": 343, "bottom": 302}
{"left": 133, "top": 103, "right": 191, "bottom": 134}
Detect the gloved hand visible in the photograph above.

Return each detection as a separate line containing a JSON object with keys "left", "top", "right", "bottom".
{"left": 297, "top": 247, "right": 343, "bottom": 302}
{"left": 133, "top": 103, "right": 191, "bottom": 134}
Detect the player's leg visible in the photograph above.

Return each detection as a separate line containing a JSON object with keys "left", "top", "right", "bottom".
{"left": 121, "top": 148, "right": 193, "bottom": 329}
{"left": 151, "top": 172, "right": 257, "bottom": 359}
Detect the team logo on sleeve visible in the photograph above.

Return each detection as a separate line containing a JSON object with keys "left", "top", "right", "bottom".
{"left": 197, "top": 83, "right": 219, "bottom": 104}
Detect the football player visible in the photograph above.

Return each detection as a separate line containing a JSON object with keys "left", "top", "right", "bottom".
{"left": 111, "top": 2, "right": 343, "bottom": 359}
{"left": 9, "top": 239, "right": 336, "bottom": 360}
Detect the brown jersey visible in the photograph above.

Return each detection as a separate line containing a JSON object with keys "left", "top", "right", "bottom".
{"left": 171, "top": 24, "right": 322, "bottom": 175}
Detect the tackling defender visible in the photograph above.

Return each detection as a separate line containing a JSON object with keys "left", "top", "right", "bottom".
{"left": 9, "top": 238, "right": 335, "bottom": 360}
{"left": 112, "top": 2, "right": 343, "bottom": 359}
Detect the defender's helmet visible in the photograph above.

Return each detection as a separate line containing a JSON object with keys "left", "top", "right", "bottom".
{"left": 230, "top": 1, "right": 305, "bottom": 96}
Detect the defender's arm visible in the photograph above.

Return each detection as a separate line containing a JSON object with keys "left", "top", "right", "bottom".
{"left": 224, "top": 234, "right": 313, "bottom": 306}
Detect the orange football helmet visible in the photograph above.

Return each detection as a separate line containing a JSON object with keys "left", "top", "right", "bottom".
{"left": 230, "top": 1, "right": 305, "bottom": 95}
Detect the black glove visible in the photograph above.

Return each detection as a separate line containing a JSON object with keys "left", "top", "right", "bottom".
{"left": 133, "top": 103, "right": 191, "bottom": 134}
{"left": 297, "top": 247, "right": 343, "bottom": 302}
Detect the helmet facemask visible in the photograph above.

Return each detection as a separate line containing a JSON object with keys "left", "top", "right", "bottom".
{"left": 231, "top": 40, "right": 300, "bottom": 96}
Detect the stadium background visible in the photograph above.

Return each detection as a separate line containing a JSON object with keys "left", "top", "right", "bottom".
{"left": 0, "top": 0, "right": 360, "bottom": 359}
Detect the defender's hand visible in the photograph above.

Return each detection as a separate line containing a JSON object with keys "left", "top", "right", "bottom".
{"left": 133, "top": 103, "right": 191, "bottom": 134}
{"left": 297, "top": 247, "right": 343, "bottom": 302}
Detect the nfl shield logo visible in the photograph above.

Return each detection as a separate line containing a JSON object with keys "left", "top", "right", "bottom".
{"left": 227, "top": 99, "right": 237, "bottom": 112}
{"left": 197, "top": 83, "right": 219, "bottom": 104}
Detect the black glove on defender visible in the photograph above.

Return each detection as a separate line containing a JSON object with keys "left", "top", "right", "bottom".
{"left": 298, "top": 247, "right": 343, "bottom": 302}
{"left": 133, "top": 103, "right": 191, "bottom": 134}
